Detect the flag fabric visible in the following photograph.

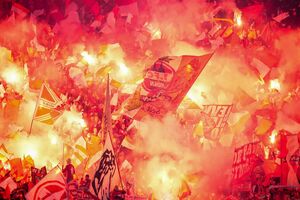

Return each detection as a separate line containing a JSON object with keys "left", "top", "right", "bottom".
{"left": 286, "top": 134, "right": 300, "bottom": 185}
{"left": 26, "top": 166, "right": 67, "bottom": 200}
{"left": 23, "top": 155, "right": 35, "bottom": 169}
{"left": 91, "top": 132, "right": 120, "bottom": 199}
{"left": 232, "top": 142, "right": 260, "bottom": 185}
{"left": 178, "top": 179, "right": 191, "bottom": 200}
{"left": 0, "top": 144, "right": 11, "bottom": 161}
{"left": 9, "top": 158, "right": 24, "bottom": 180}
{"left": 71, "top": 136, "right": 89, "bottom": 167}
{"left": 92, "top": 75, "right": 121, "bottom": 199}
{"left": 31, "top": 166, "right": 47, "bottom": 185}
{"left": 34, "top": 83, "right": 63, "bottom": 125}
{"left": 28, "top": 78, "right": 43, "bottom": 92}
{"left": 121, "top": 136, "right": 135, "bottom": 150}
{"left": 11, "top": 2, "right": 30, "bottom": 19}
{"left": 255, "top": 116, "right": 273, "bottom": 136}
{"left": 86, "top": 135, "right": 102, "bottom": 156}
{"left": 123, "top": 54, "right": 213, "bottom": 120}
{"left": 199, "top": 104, "right": 233, "bottom": 141}
{"left": 0, "top": 176, "right": 17, "bottom": 197}
{"left": 250, "top": 57, "right": 271, "bottom": 78}
{"left": 273, "top": 12, "right": 289, "bottom": 23}
{"left": 240, "top": 4, "right": 264, "bottom": 21}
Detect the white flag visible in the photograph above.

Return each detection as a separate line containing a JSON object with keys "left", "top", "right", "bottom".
{"left": 91, "top": 75, "right": 121, "bottom": 199}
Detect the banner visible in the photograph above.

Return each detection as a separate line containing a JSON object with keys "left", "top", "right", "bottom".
{"left": 232, "top": 142, "right": 260, "bottom": 184}
{"left": 26, "top": 166, "right": 67, "bottom": 200}
{"left": 200, "top": 104, "right": 232, "bottom": 141}
{"left": 92, "top": 75, "right": 121, "bottom": 200}
{"left": 34, "top": 83, "right": 63, "bottom": 125}
{"left": 290, "top": 148, "right": 300, "bottom": 184}
{"left": 31, "top": 166, "right": 47, "bottom": 185}
{"left": 123, "top": 54, "right": 213, "bottom": 120}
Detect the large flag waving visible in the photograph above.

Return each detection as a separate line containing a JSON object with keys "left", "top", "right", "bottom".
{"left": 26, "top": 166, "right": 67, "bottom": 200}
{"left": 33, "top": 83, "right": 63, "bottom": 125}
{"left": 122, "top": 53, "right": 213, "bottom": 120}
{"left": 92, "top": 75, "right": 122, "bottom": 200}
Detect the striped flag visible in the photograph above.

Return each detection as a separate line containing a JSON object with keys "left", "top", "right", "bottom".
{"left": 34, "top": 83, "right": 62, "bottom": 125}
{"left": 71, "top": 137, "right": 88, "bottom": 167}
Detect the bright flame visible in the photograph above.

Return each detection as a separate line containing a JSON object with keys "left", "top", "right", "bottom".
{"left": 143, "top": 159, "right": 182, "bottom": 199}
{"left": 264, "top": 146, "right": 270, "bottom": 159}
{"left": 119, "top": 63, "right": 130, "bottom": 75}
{"left": 269, "top": 130, "right": 278, "bottom": 144}
{"left": 81, "top": 51, "right": 97, "bottom": 65}
{"left": 234, "top": 10, "right": 243, "bottom": 27}
{"left": 3, "top": 162, "right": 11, "bottom": 170}
{"left": 67, "top": 111, "right": 87, "bottom": 128}
{"left": 50, "top": 134, "right": 58, "bottom": 145}
{"left": 79, "top": 119, "right": 87, "bottom": 128}
{"left": 186, "top": 83, "right": 208, "bottom": 105}
{"left": 145, "top": 23, "right": 162, "bottom": 40}
{"left": 1, "top": 67, "right": 22, "bottom": 85}
{"left": 269, "top": 79, "right": 281, "bottom": 91}
{"left": 26, "top": 148, "right": 38, "bottom": 159}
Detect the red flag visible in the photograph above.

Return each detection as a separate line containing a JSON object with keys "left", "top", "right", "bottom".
{"left": 240, "top": 4, "right": 264, "bottom": 21}
{"left": 116, "top": 0, "right": 137, "bottom": 6}
{"left": 232, "top": 142, "right": 260, "bottom": 185}
{"left": 0, "top": 176, "right": 17, "bottom": 199}
{"left": 26, "top": 166, "right": 67, "bottom": 200}
{"left": 11, "top": 2, "right": 30, "bottom": 19}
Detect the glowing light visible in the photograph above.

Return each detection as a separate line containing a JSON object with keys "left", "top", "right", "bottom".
{"left": 269, "top": 79, "right": 281, "bottom": 91}
{"left": 79, "top": 119, "right": 87, "bottom": 128}
{"left": 1, "top": 67, "right": 21, "bottom": 85}
{"left": 186, "top": 83, "right": 208, "bottom": 105}
{"left": 145, "top": 23, "right": 162, "bottom": 40}
{"left": 81, "top": 51, "right": 97, "bottom": 65}
{"left": 158, "top": 170, "right": 170, "bottom": 184}
{"left": 264, "top": 146, "right": 270, "bottom": 159}
{"left": 3, "top": 162, "right": 11, "bottom": 170}
{"left": 26, "top": 148, "right": 38, "bottom": 159}
{"left": 151, "top": 29, "right": 162, "bottom": 40}
{"left": 234, "top": 10, "right": 243, "bottom": 27}
{"left": 269, "top": 130, "right": 278, "bottom": 144}
{"left": 50, "top": 135, "right": 58, "bottom": 145}
{"left": 118, "top": 63, "right": 130, "bottom": 75}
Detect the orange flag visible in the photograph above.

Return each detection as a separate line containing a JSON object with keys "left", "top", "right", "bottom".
{"left": 9, "top": 158, "right": 24, "bottom": 180}
{"left": 33, "top": 83, "right": 62, "bottom": 125}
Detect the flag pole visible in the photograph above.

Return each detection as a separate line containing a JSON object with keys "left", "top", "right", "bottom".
{"left": 28, "top": 83, "right": 43, "bottom": 136}
{"left": 62, "top": 143, "right": 65, "bottom": 169}
{"left": 106, "top": 74, "right": 124, "bottom": 191}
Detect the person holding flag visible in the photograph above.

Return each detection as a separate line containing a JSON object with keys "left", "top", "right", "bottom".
{"left": 63, "top": 158, "right": 75, "bottom": 184}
